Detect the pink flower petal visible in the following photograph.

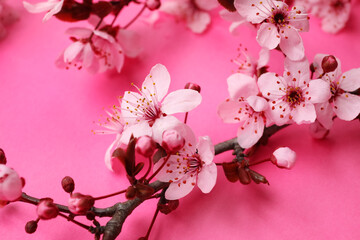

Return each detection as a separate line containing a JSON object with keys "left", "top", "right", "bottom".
{"left": 196, "top": 136, "right": 214, "bottom": 165}
{"left": 82, "top": 43, "right": 94, "bottom": 68}
{"left": 0, "top": 165, "right": 22, "bottom": 201}
{"left": 237, "top": 116, "right": 264, "bottom": 148}
{"left": 117, "top": 29, "right": 142, "bottom": 58}
{"left": 42, "top": 0, "right": 63, "bottom": 22}
{"left": 142, "top": 64, "right": 171, "bottom": 102}
{"left": 186, "top": 10, "right": 210, "bottom": 34}
{"left": 153, "top": 155, "right": 186, "bottom": 182}
{"left": 197, "top": 163, "right": 217, "bottom": 193}
{"left": 234, "top": 0, "right": 269, "bottom": 24}
{"left": 161, "top": 89, "right": 202, "bottom": 115}
{"left": 284, "top": 57, "right": 310, "bottom": 85}
{"left": 256, "top": 23, "right": 280, "bottom": 50}
{"left": 23, "top": 0, "right": 59, "bottom": 13}
{"left": 217, "top": 100, "right": 246, "bottom": 123}
{"left": 258, "top": 72, "right": 286, "bottom": 100}
{"left": 219, "top": 9, "right": 244, "bottom": 22}
{"left": 227, "top": 73, "right": 258, "bottom": 100}
{"left": 246, "top": 96, "right": 268, "bottom": 112}
{"left": 121, "top": 91, "right": 143, "bottom": 123}
{"left": 339, "top": 68, "right": 360, "bottom": 92}
{"left": 288, "top": 5, "right": 309, "bottom": 32}
{"left": 63, "top": 41, "right": 84, "bottom": 63}
{"left": 308, "top": 79, "right": 331, "bottom": 104}
{"left": 120, "top": 122, "right": 153, "bottom": 144}
{"left": 314, "top": 102, "right": 334, "bottom": 129}
{"left": 257, "top": 48, "right": 270, "bottom": 69}
{"left": 292, "top": 102, "right": 316, "bottom": 124}
{"left": 333, "top": 93, "right": 360, "bottom": 121}
{"left": 269, "top": 100, "right": 292, "bottom": 126}
{"left": 279, "top": 26, "right": 304, "bottom": 61}
{"left": 65, "top": 27, "right": 92, "bottom": 39}
{"left": 165, "top": 175, "right": 196, "bottom": 200}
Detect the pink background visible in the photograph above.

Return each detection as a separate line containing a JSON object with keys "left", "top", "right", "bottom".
{"left": 1, "top": 1, "right": 360, "bottom": 239}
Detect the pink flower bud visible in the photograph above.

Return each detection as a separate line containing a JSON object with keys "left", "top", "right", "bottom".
{"left": 161, "top": 130, "right": 185, "bottom": 153}
{"left": 36, "top": 198, "right": 59, "bottom": 220}
{"left": 61, "top": 176, "right": 75, "bottom": 193}
{"left": 184, "top": 82, "right": 201, "bottom": 93}
{"left": 271, "top": 147, "right": 296, "bottom": 169}
{"left": 309, "top": 120, "right": 330, "bottom": 139}
{"left": 0, "top": 149, "right": 6, "bottom": 165}
{"left": 321, "top": 55, "right": 338, "bottom": 74}
{"left": 136, "top": 136, "right": 157, "bottom": 157}
{"left": 68, "top": 193, "right": 94, "bottom": 215}
{"left": 25, "top": 220, "right": 38, "bottom": 234}
{"left": 146, "top": 0, "right": 161, "bottom": 10}
{"left": 0, "top": 165, "right": 23, "bottom": 201}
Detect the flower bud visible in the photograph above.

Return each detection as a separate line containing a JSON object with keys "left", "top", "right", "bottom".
{"left": 61, "top": 176, "right": 75, "bottom": 193}
{"left": 184, "top": 82, "right": 201, "bottom": 93}
{"left": 136, "top": 136, "right": 157, "bottom": 157}
{"left": 309, "top": 120, "right": 330, "bottom": 139}
{"left": 271, "top": 147, "right": 296, "bottom": 169}
{"left": 25, "top": 220, "right": 38, "bottom": 234}
{"left": 36, "top": 198, "right": 59, "bottom": 220}
{"left": 68, "top": 193, "right": 94, "bottom": 215}
{"left": 0, "top": 165, "right": 23, "bottom": 201}
{"left": 161, "top": 130, "right": 185, "bottom": 153}
{"left": 0, "top": 149, "right": 6, "bottom": 165}
{"left": 321, "top": 55, "right": 338, "bottom": 74}
{"left": 158, "top": 199, "right": 179, "bottom": 215}
{"left": 146, "top": 0, "right": 161, "bottom": 10}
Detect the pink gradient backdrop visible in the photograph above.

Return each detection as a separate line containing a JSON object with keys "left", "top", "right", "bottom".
{"left": 1, "top": 2, "right": 360, "bottom": 240}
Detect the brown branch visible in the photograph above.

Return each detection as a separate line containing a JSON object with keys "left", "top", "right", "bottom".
{"left": 19, "top": 124, "right": 287, "bottom": 240}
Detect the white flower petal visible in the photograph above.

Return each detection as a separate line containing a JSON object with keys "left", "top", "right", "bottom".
{"left": 161, "top": 89, "right": 202, "bottom": 115}
{"left": 197, "top": 163, "right": 217, "bottom": 193}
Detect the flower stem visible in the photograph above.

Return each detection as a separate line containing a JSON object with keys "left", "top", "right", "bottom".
{"left": 123, "top": 4, "right": 146, "bottom": 29}
{"left": 143, "top": 207, "right": 160, "bottom": 240}
{"left": 140, "top": 157, "right": 153, "bottom": 182}
{"left": 58, "top": 212, "right": 91, "bottom": 231}
{"left": 249, "top": 158, "right": 271, "bottom": 166}
{"left": 147, "top": 155, "right": 171, "bottom": 182}
{"left": 93, "top": 189, "right": 127, "bottom": 201}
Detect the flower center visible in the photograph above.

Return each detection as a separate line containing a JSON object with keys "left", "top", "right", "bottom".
{"left": 332, "top": 0, "right": 345, "bottom": 9}
{"left": 329, "top": 82, "right": 344, "bottom": 102}
{"left": 271, "top": 9, "right": 288, "bottom": 26}
{"left": 285, "top": 87, "right": 304, "bottom": 108}
{"left": 184, "top": 153, "right": 203, "bottom": 174}
{"left": 144, "top": 104, "right": 162, "bottom": 127}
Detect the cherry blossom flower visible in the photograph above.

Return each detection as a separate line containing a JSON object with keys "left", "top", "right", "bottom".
{"left": 218, "top": 73, "right": 271, "bottom": 148}
{"left": 258, "top": 58, "right": 331, "bottom": 125}
{"left": 56, "top": 27, "right": 140, "bottom": 74}
{"left": 231, "top": 46, "right": 270, "bottom": 77}
{"left": 311, "top": 54, "right": 360, "bottom": 128}
{"left": 234, "top": 0, "right": 309, "bottom": 60}
{"left": 119, "top": 64, "right": 202, "bottom": 143}
{"left": 160, "top": 0, "right": 219, "bottom": 33}
{"left": 94, "top": 106, "right": 126, "bottom": 172}
{"left": 23, "top": 0, "right": 64, "bottom": 22}
{"left": 0, "top": 0, "right": 19, "bottom": 39}
{"left": 0, "top": 164, "right": 23, "bottom": 201}
{"left": 152, "top": 119, "right": 217, "bottom": 200}
{"left": 295, "top": 0, "right": 351, "bottom": 33}
{"left": 55, "top": 28, "right": 124, "bottom": 73}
